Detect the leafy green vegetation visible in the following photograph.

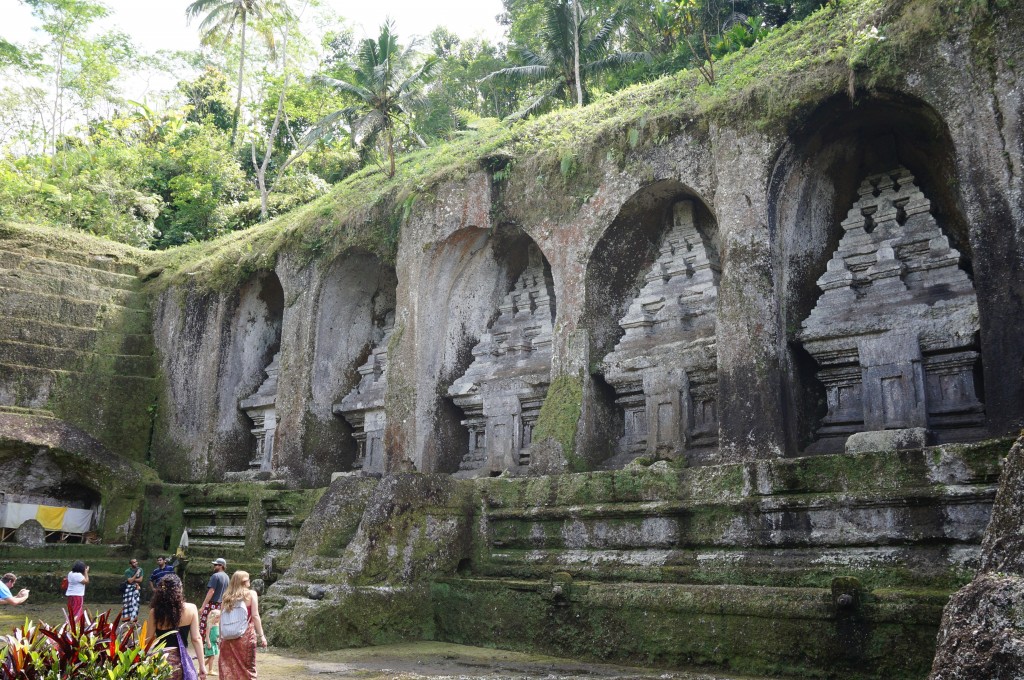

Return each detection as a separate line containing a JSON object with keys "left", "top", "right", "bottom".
{"left": 0, "top": 0, "right": 845, "bottom": 253}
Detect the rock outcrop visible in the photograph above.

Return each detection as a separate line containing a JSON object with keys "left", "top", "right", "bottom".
{"left": 930, "top": 433, "right": 1024, "bottom": 679}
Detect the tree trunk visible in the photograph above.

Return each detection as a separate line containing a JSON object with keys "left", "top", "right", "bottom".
{"left": 231, "top": 12, "right": 248, "bottom": 147}
{"left": 573, "top": 1, "right": 583, "bottom": 107}
{"left": 257, "top": 29, "right": 290, "bottom": 221}
{"left": 387, "top": 126, "right": 395, "bottom": 177}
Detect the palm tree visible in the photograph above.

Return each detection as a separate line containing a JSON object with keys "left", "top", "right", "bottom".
{"left": 185, "top": 0, "right": 291, "bottom": 145}
{"left": 300, "top": 21, "right": 438, "bottom": 178}
{"left": 482, "top": 0, "right": 648, "bottom": 119}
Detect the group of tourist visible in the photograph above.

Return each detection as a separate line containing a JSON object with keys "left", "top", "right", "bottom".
{"left": 150, "top": 559, "right": 267, "bottom": 680}
{"left": 0, "top": 556, "right": 267, "bottom": 680}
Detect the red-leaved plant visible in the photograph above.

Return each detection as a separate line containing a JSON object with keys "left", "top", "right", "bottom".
{"left": 0, "top": 605, "right": 172, "bottom": 679}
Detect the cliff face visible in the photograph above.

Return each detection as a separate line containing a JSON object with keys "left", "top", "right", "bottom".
{"left": 0, "top": 0, "right": 1022, "bottom": 675}
{"left": 930, "top": 433, "right": 1024, "bottom": 679}
{"left": 140, "top": 0, "right": 1023, "bottom": 485}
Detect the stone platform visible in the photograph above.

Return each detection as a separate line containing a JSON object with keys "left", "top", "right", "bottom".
{"left": 263, "top": 438, "right": 1009, "bottom": 679}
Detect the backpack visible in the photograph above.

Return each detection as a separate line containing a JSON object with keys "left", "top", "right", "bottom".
{"left": 219, "top": 601, "right": 249, "bottom": 640}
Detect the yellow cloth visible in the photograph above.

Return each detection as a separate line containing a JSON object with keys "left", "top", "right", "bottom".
{"left": 35, "top": 505, "right": 67, "bottom": 531}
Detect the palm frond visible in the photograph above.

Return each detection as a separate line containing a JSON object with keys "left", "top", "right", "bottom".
{"left": 513, "top": 47, "right": 550, "bottom": 68}
{"left": 581, "top": 51, "right": 650, "bottom": 75}
{"left": 506, "top": 80, "right": 566, "bottom": 120}
{"left": 582, "top": 5, "right": 628, "bottom": 62}
{"left": 295, "top": 107, "right": 355, "bottom": 149}
{"left": 317, "top": 76, "right": 375, "bottom": 103}
{"left": 353, "top": 109, "right": 386, "bottom": 146}
{"left": 395, "top": 56, "right": 438, "bottom": 96}
{"left": 480, "top": 63, "right": 552, "bottom": 84}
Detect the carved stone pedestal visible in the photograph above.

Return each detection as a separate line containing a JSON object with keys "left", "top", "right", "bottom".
{"left": 449, "top": 246, "right": 554, "bottom": 477}
{"left": 799, "top": 168, "right": 984, "bottom": 453}
{"left": 334, "top": 320, "right": 393, "bottom": 475}
{"left": 602, "top": 200, "right": 720, "bottom": 467}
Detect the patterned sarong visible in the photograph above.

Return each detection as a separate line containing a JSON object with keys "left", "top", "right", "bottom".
{"left": 218, "top": 621, "right": 257, "bottom": 679}
{"left": 199, "top": 601, "right": 221, "bottom": 640}
{"left": 121, "top": 584, "right": 141, "bottom": 621}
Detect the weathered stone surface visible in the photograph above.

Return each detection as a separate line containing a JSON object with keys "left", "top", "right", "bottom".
{"left": 980, "top": 434, "right": 1024, "bottom": 574}
{"left": 151, "top": 273, "right": 283, "bottom": 481}
{"left": 845, "top": 427, "right": 929, "bottom": 454}
{"left": 930, "top": 434, "right": 1024, "bottom": 678}
{"left": 602, "top": 200, "right": 719, "bottom": 466}
{"left": 14, "top": 519, "right": 45, "bottom": 547}
{"left": 798, "top": 168, "right": 983, "bottom": 453}
{"left": 0, "top": 412, "right": 146, "bottom": 541}
{"left": 448, "top": 245, "right": 555, "bottom": 477}
{"left": 239, "top": 352, "right": 281, "bottom": 472}
{"left": 335, "top": 317, "right": 394, "bottom": 475}
{"left": 930, "top": 573, "right": 1024, "bottom": 680}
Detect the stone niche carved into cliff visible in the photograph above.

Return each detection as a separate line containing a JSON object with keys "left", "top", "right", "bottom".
{"left": 334, "top": 314, "right": 394, "bottom": 475}
{"left": 239, "top": 351, "right": 281, "bottom": 472}
{"left": 798, "top": 167, "right": 984, "bottom": 453}
{"left": 601, "top": 200, "right": 720, "bottom": 464}
{"left": 448, "top": 245, "right": 555, "bottom": 477}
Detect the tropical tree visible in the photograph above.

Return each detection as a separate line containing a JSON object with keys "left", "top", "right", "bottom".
{"left": 482, "top": 0, "right": 648, "bottom": 119}
{"left": 184, "top": 0, "right": 292, "bottom": 145}
{"left": 301, "top": 21, "right": 438, "bottom": 178}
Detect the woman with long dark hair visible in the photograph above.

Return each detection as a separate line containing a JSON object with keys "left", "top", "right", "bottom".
{"left": 148, "top": 574, "right": 207, "bottom": 680}
{"left": 64, "top": 560, "right": 88, "bottom": 621}
{"left": 218, "top": 571, "right": 267, "bottom": 680}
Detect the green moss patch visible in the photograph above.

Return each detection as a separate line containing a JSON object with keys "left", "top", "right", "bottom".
{"left": 533, "top": 374, "right": 584, "bottom": 471}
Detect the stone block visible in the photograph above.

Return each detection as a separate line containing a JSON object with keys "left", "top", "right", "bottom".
{"left": 14, "top": 519, "right": 45, "bottom": 547}
{"left": 845, "top": 427, "right": 930, "bottom": 453}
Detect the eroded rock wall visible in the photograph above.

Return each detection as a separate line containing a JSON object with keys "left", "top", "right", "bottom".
{"left": 134, "top": 4, "right": 1024, "bottom": 486}
{"left": 930, "top": 433, "right": 1024, "bottom": 679}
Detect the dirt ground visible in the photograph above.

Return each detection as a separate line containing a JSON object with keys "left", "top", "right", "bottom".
{"left": 0, "top": 601, "right": 766, "bottom": 680}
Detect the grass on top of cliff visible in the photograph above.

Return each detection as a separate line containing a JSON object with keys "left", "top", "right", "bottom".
{"left": 143, "top": 0, "right": 994, "bottom": 292}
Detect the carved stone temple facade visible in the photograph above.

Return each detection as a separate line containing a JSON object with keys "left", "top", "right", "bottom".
{"left": 334, "top": 319, "right": 394, "bottom": 475}
{"left": 448, "top": 246, "right": 556, "bottom": 477}
{"left": 602, "top": 200, "right": 720, "bottom": 466}
{"left": 239, "top": 352, "right": 281, "bottom": 472}
{"left": 798, "top": 168, "right": 984, "bottom": 453}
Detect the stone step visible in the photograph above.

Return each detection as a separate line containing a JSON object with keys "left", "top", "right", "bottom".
{"left": 0, "top": 267, "right": 149, "bottom": 310}
{"left": 0, "top": 339, "right": 155, "bottom": 378}
{"left": 0, "top": 361, "right": 155, "bottom": 410}
{"left": 431, "top": 577, "right": 948, "bottom": 679}
{"left": 485, "top": 483, "right": 997, "bottom": 551}
{"left": 188, "top": 537, "right": 247, "bottom": 550}
{"left": 182, "top": 506, "right": 250, "bottom": 521}
{"left": 0, "top": 242, "right": 143, "bottom": 279}
{"left": 475, "top": 543, "right": 979, "bottom": 591}
{"left": 0, "top": 287, "right": 151, "bottom": 334}
{"left": 0, "top": 317, "right": 153, "bottom": 356}
{"left": 188, "top": 525, "right": 248, "bottom": 539}
{"left": 0, "top": 404, "right": 55, "bottom": 418}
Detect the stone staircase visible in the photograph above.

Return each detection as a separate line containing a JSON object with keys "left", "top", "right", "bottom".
{"left": 0, "top": 236, "right": 156, "bottom": 460}
{"left": 177, "top": 483, "right": 325, "bottom": 597}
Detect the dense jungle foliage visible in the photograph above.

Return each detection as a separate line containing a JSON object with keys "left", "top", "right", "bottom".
{"left": 0, "top": 0, "right": 829, "bottom": 249}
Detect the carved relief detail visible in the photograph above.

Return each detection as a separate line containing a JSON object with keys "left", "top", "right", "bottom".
{"left": 449, "top": 246, "right": 555, "bottom": 476}
{"left": 335, "top": 316, "right": 394, "bottom": 474}
{"left": 602, "top": 200, "right": 720, "bottom": 465}
{"left": 798, "top": 168, "right": 984, "bottom": 451}
{"left": 240, "top": 352, "right": 281, "bottom": 472}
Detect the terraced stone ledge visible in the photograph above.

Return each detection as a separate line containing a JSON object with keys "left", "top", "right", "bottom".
{"left": 263, "top": 439, "right": 1009, "bottom": 679}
